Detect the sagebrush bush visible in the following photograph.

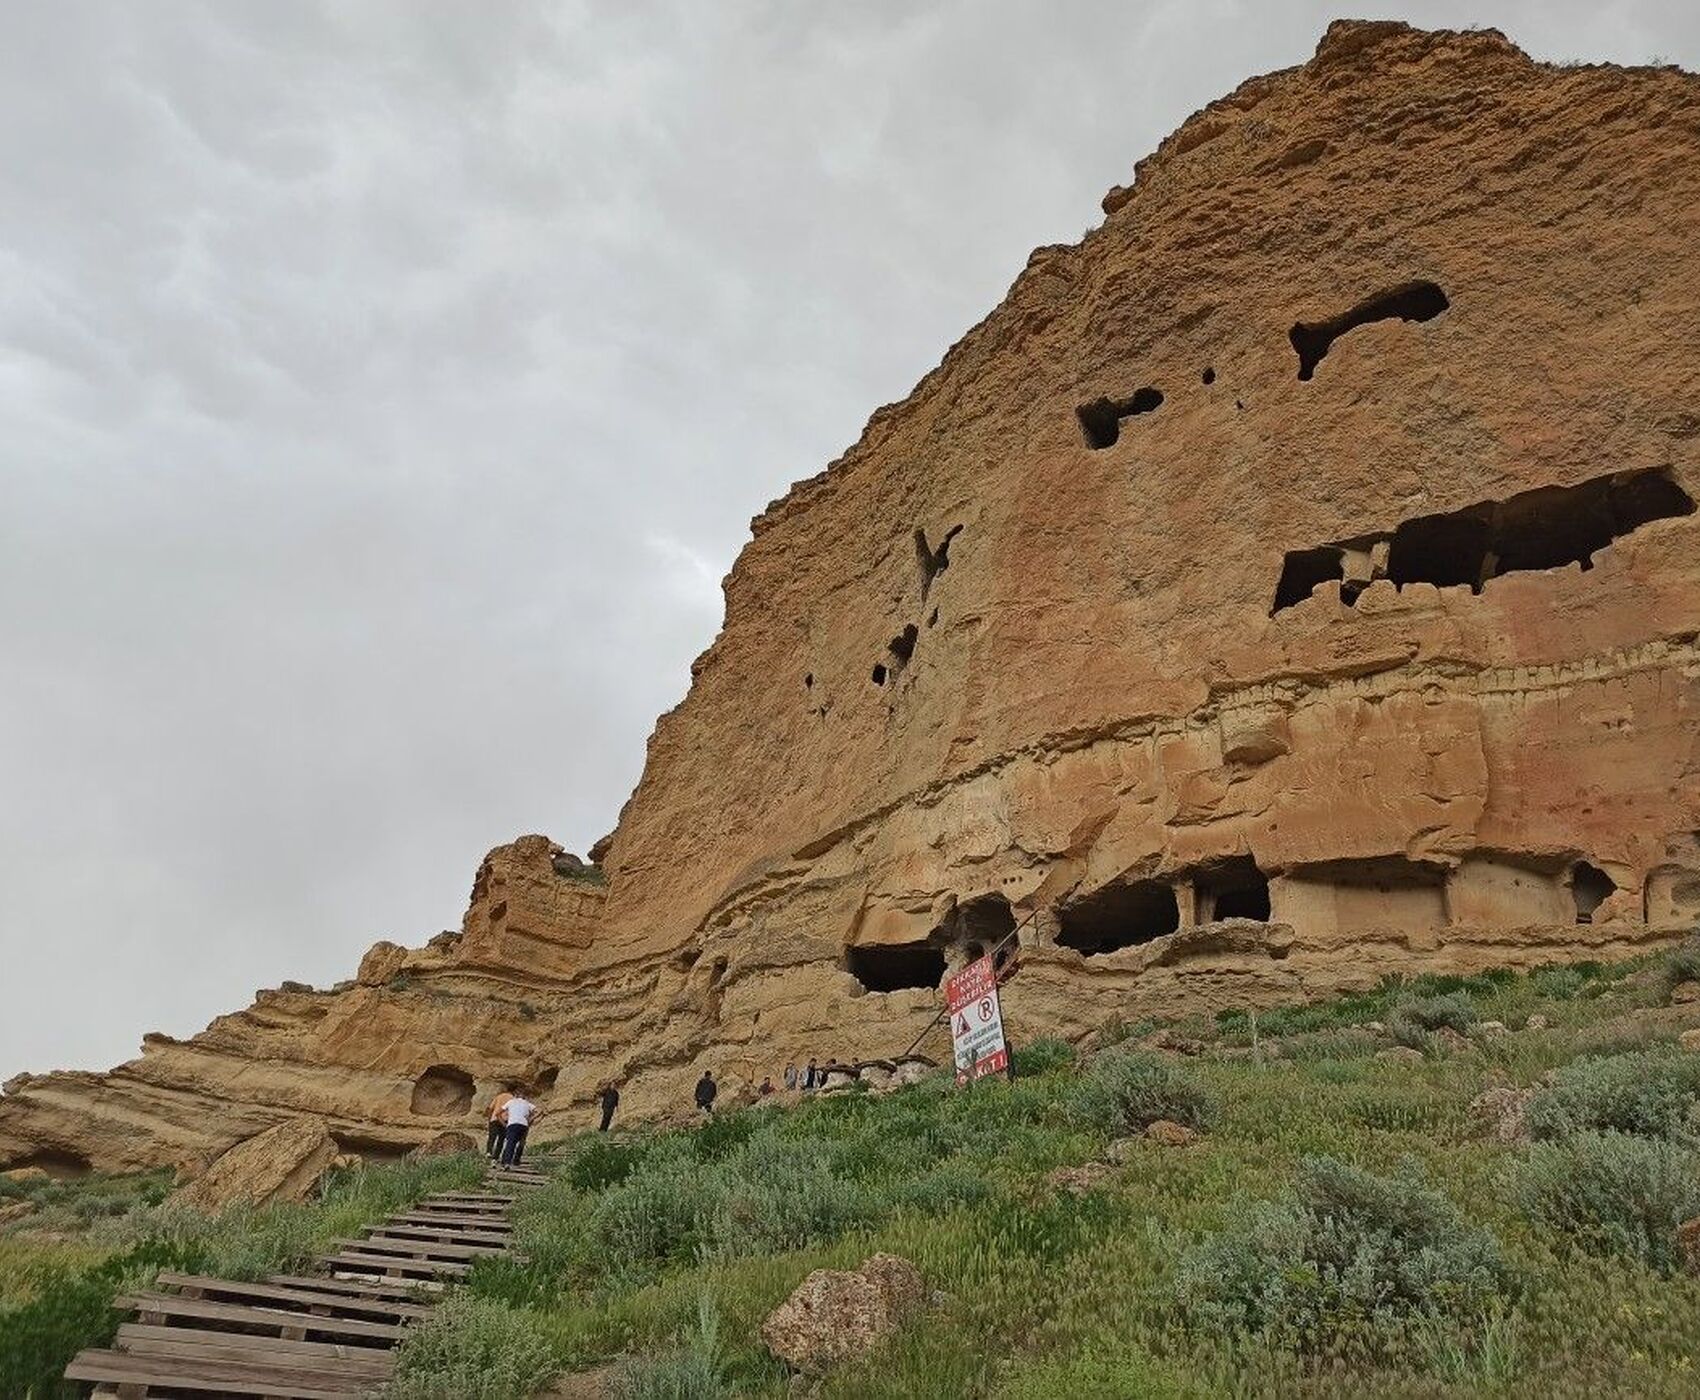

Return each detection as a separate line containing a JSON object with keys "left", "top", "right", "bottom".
{"left": 1387, "top": 992, "right": 1476, "bottom": 1049}
{"left": 1011, "top": 1038, "right": 1076, "bottom": 1076}
{"left": 1524, "top": 1050, "right": 1700, "bottom": 1141}
{"left": 382, "top": 1295, "right": 556, "bottom": 1399}
{"left": 1174, "top": 1155, "right": 1509, "bottom": 1356}
{"left": 1511, "top": 1131, "right": 1700, "bottom": 1272}
{"left": 1068, "top": 1050, "right": 1218, "bottom": 1137}
{"left": 611, "top": 1297, "right": 730, "bottom": 1400}
{"left": 1663, "top": 937, "right": 1700, "bottom": 994}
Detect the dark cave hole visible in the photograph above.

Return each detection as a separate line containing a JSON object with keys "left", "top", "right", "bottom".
{"left": 915, "top": 524, "right": 965, "bottom": 598}
{"left": 871, "top": 663, "right": 887, "bottom": 686}
{"left": 847, "top": 942, "right": 947, "bottom": 992}
{"left": 888, "top": 624, "right": 919, "bottom": 664}
{"left": 1290, "top": 279, "right": 1449, "bottom": 381}
{"left": 1271, "top": 468, "right": 1694, "bottom": 614}
{"left": 927, "top": 607, "right": 939, "bottom": 627}
{"left": 1272, "top": 546, "right": 1345, "bottom": 613}
{"left": 6, "top": 1148, "right": 92, "bottom": 1179}
{"left": 804, "top": 673, "right": 813, "bottom": 689}
{"left": 410, "top": 1064, "right": 476, "bottom": 1116}
{"left": 1197, "top": 856, "right": 1271, "bottom": 922}
{"left": 1202, "top": 367, "right": 1216, "bottom": 385}
{"left": 1571, "top": 861, "right": 1615, "bottom": 924}
{"left": 1076, "top": 386, "right": 1163, "bottom": 449}
{"left": 1055, "top": 879, "right": 1180, "bottom": 955}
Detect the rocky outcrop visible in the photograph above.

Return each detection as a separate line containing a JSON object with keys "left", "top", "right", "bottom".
{"left": 168, "top": 1119, "right": 338, "bottom": 1213}
{"left": 6, "top": 21, "right": 1700, "bottom": 1174}
{"left": 761, "top": 1253, "right": 927, "bottom": 1374}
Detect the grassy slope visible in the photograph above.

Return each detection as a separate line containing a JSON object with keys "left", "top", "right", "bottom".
{"left": 419, "top": 952, "right": 1700, "bottom": 1400}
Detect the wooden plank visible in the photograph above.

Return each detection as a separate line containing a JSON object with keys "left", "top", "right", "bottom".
{"left": 317, "top": 1250, "right": 470, "bottom": 1278}
{"left": 112, "top": 1292, "right": 406, "bottom": 1343}
{"left": 152, "top": 1272, "right": 433, "bottom": 1321}
{"left": 385, "top": 1211, "right": 513, "bottom": 1231}
{"left": 366, "top": 1227, "right": 510, "bottom": 1251}
{"left": 115, "top": 1324, "right": 394, "bottom": 1374}
{"left": 66, "top": 1349, "right": 371, "bottom": 1398}
{"left": 426, "top": 1191, "right": 516, "bottom": 1202}
{"left": 353, "top": 1233, "right": 509, "bottom": 1259}
{"left": 265, "top": 1273, "right": 433, "bottom": 1303}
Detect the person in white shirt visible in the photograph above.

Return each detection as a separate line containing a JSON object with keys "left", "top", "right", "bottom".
{"left": 499, "top": 1094, "right": 539, "bottom": 1166}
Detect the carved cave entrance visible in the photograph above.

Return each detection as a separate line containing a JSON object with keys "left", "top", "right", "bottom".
{"left": 1571, "top": 862, "right": 1615, "bottom": 924}
{"left": 1196, "top": 856, "right": 1271, "bottom": 922}
{"left": 410, "top": 1064, "right": 476, "bottom": 1116}
{"left": 847, "top": 943, "right": 947, "bottom": 993}
{"left": 1056, "top": 879, "right": 1180, "bottom": 955}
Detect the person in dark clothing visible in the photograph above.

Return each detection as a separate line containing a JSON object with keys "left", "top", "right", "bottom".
{"left": 597, "top": 1082, "right": 620, "bottom": 1132}
{"left": 694, "top": 1070, "right": 718, "bottom": 1115}
{"left": 499, "top": 1094, "right": 537, "bottom": 1166}
{"left": 803, "top": 1058, "right": 819, "bottom": 1091}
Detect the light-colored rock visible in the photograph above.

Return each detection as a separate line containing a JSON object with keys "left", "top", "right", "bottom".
{"left": 761, "top": 1253, "right": 926, "bottom": 1374}
{"left": 1525, "top": 1014, "right": 1550, "bottom": 1031}
{"left": 1678, "top": 1028, "right": 1700, "bottom": 1053}
{"left": 1470, "top": 1086, "right": 1535, "bottom": 1144}
{"left": 0, "top": 1200, "right": 35, "bottom": 1226}
{"left": 1143, "top": 1119, "right": 1200, "bottom": 1147}
{"left": 408, "top": 1130, "right": 479, "bottom": 1160}
{"left": 7, "top": 22, "right": 1700, "bottom": 1175}
{"left": 167, "top": 1118, "right": 338, "bottom": 1213}
{"left": 1671, "top": 981, "right": 1700, "bottom": 1005}
{"left": 1, "top": 1166, "right": 50, "bottom": 1186}
{"left": 1473, "top": 1020, "right": 1509, "bottom": 1037}
{"left": 1376, "top": 1047, "right": 1427, "bottom": 1066}
{"left": 1433, "top": 1027, "right": 1474, "bottom": 1056}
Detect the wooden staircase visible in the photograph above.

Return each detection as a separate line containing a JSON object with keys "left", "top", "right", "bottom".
{"left": 64, "top": 1162, "right": 548, "bottom": 1397}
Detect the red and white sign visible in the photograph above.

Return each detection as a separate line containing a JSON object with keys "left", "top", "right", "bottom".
{"left": 946, "top": 954, "right": 1008, "bottom": 1083}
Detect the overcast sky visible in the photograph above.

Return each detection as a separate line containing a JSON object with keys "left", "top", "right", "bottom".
{"left": 3, "top": 1, "right": 1695, "bottom": 1080}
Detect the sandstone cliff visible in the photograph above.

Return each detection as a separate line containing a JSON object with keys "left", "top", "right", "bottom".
{"left": 5, "top": 20, "right": 1700, "bottom": 1177}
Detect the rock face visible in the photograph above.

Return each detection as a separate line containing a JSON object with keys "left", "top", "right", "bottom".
{"left": 6, "top": 21, "right": 1700, "bottom": 1173}
{"left": 761, "top": 1253, "right": 927, "bottom": 1373}
{"left": 168, "top": 1119, "right": 338, "bottom": 1213}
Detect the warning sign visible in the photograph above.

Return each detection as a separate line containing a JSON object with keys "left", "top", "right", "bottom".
{"left": 946, "top": 954, "right": 1008, "bottom": 1083}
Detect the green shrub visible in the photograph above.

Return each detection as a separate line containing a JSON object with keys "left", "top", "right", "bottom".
{"left": 611, "top": 1297, "right": 730, "bottom": 1400}
{"left": 1174, "top": 1155, "right": 1509, "bottom": 1357}
{"left": 382, "top": 1295, "right": 556, "bottom": 1399}
{"left": 1387, "top": 992, "right": 1476, "bottom": 1049}
{"left": 1011, "top": 1038, "right": 1076, "bottom": 1077}
{"left": 704, "top": 1148, "right": 874, "bottom": 1257}
{"left": 1068, "top": 1051, "right": 1217, "bottom": 1138}
{"left": 590, "top": 1152, "right": 718, "bottom": 1271}
{"left": 1511, "top": 1131, "right": 1700, "bottom": 1272}
{"left": 1529, "top": 965, "right": 1588, "bottom": 1001}
{"left": 1663, "top": 937, "right": 1700, "bottom": 995}
{"left": 1524, "top": 1050, "right": 1700, "bottom": 1141}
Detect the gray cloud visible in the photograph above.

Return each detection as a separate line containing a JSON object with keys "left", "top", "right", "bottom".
{"left": 3, "top": 0, "right": 1695, "bottom": 1076}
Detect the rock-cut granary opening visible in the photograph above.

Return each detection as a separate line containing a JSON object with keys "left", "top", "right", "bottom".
{"left": 1056, "top": 878, "right": 1180, "bottom": 955}
{"left": 847, "top": 942, "right": 947, "bottom": 992}
{"left": 409, "top": 1064, "right": 476, "bottom": 1116}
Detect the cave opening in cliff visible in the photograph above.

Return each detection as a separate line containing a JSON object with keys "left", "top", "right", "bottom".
{"left": 1197, "top": 856, "right": 1271, "bottom": 922}
{"left": 916, "top": 524, "right": 964, "bottom": 598}
{"left": 410, "top": 1064, "right": 476, "bottom": 1116}
{"left": 531, "top": 1065, "right": 559, "bottom": 1095}
{"left": 332, "top": 1133, "right": 412, "bottom": 1164}
{"left": 1289, "top": 279, "right": 1449, "bottom": 380}
{"left": 1077, "top": 386, "right": 1163, "bottom": 449}
{"left": 1571, "top": 861, "right": 1616, "bottom": 924}
{"left": 871, "top": 663, "right": 887, "bottom": 686}
{"left": 1387, "top": 510, "right": 1492, "bottom": 590}
{"left": 889, "top": 625, "right": 919, "bottom": 665}
{"left": 1273, "top": 546, "right": 1344, "bottom": 613}
{"left": 847, "top": 942, "right": 947, "bottom": 993}
{"left": 1270, "top": 468, "right": 1695, "bottom": 613}
{"left": 6, "top": 1147, "right": 92, "bottom": 1179}
{"left": 1056, "top": 879, "right": 1180, "bottom": 954}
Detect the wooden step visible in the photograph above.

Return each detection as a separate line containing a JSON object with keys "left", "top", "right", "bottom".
{"left": 425, "top": 1191, "right": 515, "bottom": 1203}
{"left": 68, "top": 1347, "right": 373, "bottom": 1398}
{"left": 114, "top": 1323, "right": 394, "bottom": 1375}
{"left": 318, "top": 1249, "right": 470, "bottom": 1279}
{"left": 113, "top": 1291, "right": 406, "bottom": 1344}
{"left": 373, "top": 1218, "right": 511, "bottom": 1238}
{"left": 353, "top": 1232, "right": 508, "bottom": 1259}
{"left": 385, "top": 1210, "right": 513, "bottom": 1232}
{"left": 153, "top": 1272, "right": 433, "bottom": 1321}
{"left": 265, "top": 1273, "right": 434, "bottom": 1303}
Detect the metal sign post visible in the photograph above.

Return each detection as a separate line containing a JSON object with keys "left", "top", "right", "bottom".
{"left": 946, "top": 953, "right": 1009, "bottom": 1083}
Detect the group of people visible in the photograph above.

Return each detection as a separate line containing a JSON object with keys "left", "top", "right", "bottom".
{"left": 483, "top": 1086, "right": 540, "bottom": 1166}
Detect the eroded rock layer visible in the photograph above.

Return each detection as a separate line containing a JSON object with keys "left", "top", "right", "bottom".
{"left": 6, "top": 21, "right": 1700, "bottom": 1174}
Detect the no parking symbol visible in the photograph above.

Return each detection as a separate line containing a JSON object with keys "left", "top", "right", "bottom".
{"left": 946, "top": 955, "right": 1008, "bottom": 1083}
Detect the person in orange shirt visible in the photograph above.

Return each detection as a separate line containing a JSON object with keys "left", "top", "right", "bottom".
{"left": 485, "top": 1087, "right": 514, "bottom": 1160}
